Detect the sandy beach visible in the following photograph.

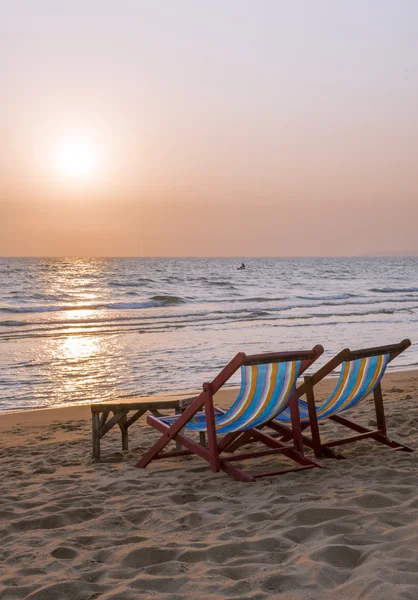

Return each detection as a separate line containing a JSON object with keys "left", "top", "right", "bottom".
{"left": 0, "top": 370, "right": 417, "bottom": 600}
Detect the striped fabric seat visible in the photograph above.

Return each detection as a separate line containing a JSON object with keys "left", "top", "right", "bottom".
{"left": 161, "top": 360, "right": 301, "bottom": 434}
{"left": 277, "top": 354, "right": 389, "bottom": 423}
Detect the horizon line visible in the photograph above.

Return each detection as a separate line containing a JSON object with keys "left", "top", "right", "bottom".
{"left": 1, "top": 255, "right": 417, "bottom": 260}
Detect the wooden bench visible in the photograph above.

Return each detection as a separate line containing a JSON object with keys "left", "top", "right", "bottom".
{"left": 91, "top": 397, "right": 196, "bottom": 461}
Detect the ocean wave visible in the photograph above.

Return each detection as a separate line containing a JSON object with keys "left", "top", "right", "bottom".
{"left": 104, "top": 301, "right": 161, "bottom": 310}
{"left": 1, "top": 304, "right": 414, "bottom": 343}
{"left": 109, "top": 279, "right": 155, "bottom": 287}
{"left": 249, "top": 310, "right": 271, "bottom": 317}
{"left": 149, "top": 295, "right": 186, "bottom": 305}
{"left": 0, "top": 320, "right": 28, "bottom": 327}
{"left": 304, "top": 308, "right": 396, "bottom": 318}
{"left": 231, "top": 307, "right": 398, "bottom": 322}
{"left": 0, "top": 295, "right": 187, "bottom": 314}
{"left": 0, "top": 305, "right": 69, "bottom": 314}
{"left": 370, "top": 287, "right": 418, "bottom": 294}
{"left": 320, "top": 297, "right": 418, "bottom": 307}
{"left": 194, "top": 277, "right": 236, "bottom": 288}
{"left": 209, "top": 281, "right": 236, "bottom": 289}
{"left": 297, "top": 293, "right": 357, "bottom": 301}
{"left": 270, "top": 317, "right": 408, "bottom": 329}
{"left": 162, "top": 276, "right": 185, "bottom": 283}
{"left": 227, "top": 296, "right": 284, "bottom": 303}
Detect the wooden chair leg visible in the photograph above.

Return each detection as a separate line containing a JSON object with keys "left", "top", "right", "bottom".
{"left": 305, "top": 377, "right": 322, "bottom": 457}
{"left": 118, "top": 414, "right": 129, "bottom": 451}
{"left": 289, "top": 394, "right": 304, "bottom": 454}
{"left": 92, "top": 412, "right": 100, "bottom": 461}
{"left": 204, "top": 386, "right": 220, "bottom": 472}
{"left": 373, "top": 382, "right": 387, "bottom": 436}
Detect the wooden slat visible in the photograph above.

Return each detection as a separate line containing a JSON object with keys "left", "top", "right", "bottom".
{"left": 248, "top": 428, "right": 323, "bottom": 468}
{"left": 99, "top": 411, "right": 109, "bottom": 428}
{"left": 348, "top": 339, "right": 410, "bottom": 361}
{"left": 125, "top": 409, "right": 146, "bottom": 429}
{"left": 99, "top": 410, "right": 129, "bottom": 438}
{"left": 244, "top": 350, "right": 318, "bottom": 366}
{"left": 150, "top": 409, "right": 163, "bottom": 417}
{"left": 330, "top": 414, "right": 370, "bottom": 433}
{"left": 225, "top": 446, "right": 294, "bottom": 461}
{"left": 325, "top": 430, "right": 379, "bottom": 447}
{"left": 91, "top": 399, "right": 183, "bottom": 413}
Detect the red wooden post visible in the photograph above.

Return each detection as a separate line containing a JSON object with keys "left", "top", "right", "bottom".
{"left": 373, "top": 382, "right": 387, "bottom": 436}
{"left": 305, "top": 375, "right": 322, "bottom": 457}
{"left": 203, "top": 383, "right": 220, "bottom": 472}
{"left": 288, "top": 391, "right": 304, "bottom": 455}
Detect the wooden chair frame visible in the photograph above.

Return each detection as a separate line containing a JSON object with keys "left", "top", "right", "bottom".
{"left": 136, "top": 345, "right": 324, "bottom": 482}
{"left": 267, "top": 339, "right": 413, "bottom": 459}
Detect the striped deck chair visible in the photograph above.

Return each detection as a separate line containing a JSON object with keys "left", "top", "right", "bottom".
{"left": 136, "top": 345, "right": 324, "bottom": 482}
{"left": 267, "top": 339, "right": 412, "bottom": 459}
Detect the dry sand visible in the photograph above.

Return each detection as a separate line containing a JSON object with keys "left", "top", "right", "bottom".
{"left": 0, "top": 371, "right": 417, "bottom": 600}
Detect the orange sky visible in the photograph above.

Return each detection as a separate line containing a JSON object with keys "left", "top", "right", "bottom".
{"left": 1, "top": 1, "right": 418, "bottom": 257}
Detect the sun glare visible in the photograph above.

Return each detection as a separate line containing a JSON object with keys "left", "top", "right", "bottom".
{"left": 52, "top": 136, "right": 100, "bottom": 181}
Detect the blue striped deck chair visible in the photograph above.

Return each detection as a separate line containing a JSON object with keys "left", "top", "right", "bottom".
{"left": 268, "top": 339, "right": 412, "bottom": 459}
{"left": 136, "top": 345, "right": 324, "bottom": 482}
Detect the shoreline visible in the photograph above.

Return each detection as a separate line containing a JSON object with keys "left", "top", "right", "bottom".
{"left": 0, "top": 369, "right": 418, "bottom": 432}
{"left": 1, "top": 367, "right": 417, "bottom": 421}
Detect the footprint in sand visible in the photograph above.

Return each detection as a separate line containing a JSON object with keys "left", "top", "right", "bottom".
{"left": 51, "top": 546, "right": 79, "bottom": 560}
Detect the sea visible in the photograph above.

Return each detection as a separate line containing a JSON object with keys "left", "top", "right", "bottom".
{"left": 0, "top": 257, "right": 416, "bottom": 412}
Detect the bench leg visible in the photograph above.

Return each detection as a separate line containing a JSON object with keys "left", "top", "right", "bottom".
{"left": 92, "top": 412, "right": 100, "bottom": 461}
{"left": 119, "top": 414, "right": 129, "bottom": 451}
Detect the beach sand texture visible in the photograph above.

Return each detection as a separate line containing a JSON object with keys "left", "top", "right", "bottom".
{"left": 0, "top": 371, "right": 417, "bottom": 600}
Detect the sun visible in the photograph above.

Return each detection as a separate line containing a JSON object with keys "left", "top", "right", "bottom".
{"left": 52, "top": 136, "right": 100, "bottom": 181}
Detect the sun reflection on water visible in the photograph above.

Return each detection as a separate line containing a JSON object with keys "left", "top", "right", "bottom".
{"left": 58, "top": 335, "right": 100, "bottom": 362}
{"left": 39, "top": 331, "right": 124, "bottom": 407}
{"left": 29, "top": 259, "right": 129, "bottom": 406}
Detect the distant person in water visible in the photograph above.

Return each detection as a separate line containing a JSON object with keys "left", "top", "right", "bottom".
{"left": 238, "top": 262, "right": 245, "bottom": 270}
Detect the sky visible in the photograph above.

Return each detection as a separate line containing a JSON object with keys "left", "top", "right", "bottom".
{"left": 1, "top": 0, "right": 418, "bottom": 257}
